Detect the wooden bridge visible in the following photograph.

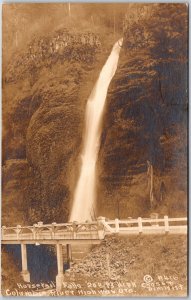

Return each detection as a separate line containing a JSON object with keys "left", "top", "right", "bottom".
{"left": 1, "top": 216, "right": 187, "bottom": 291}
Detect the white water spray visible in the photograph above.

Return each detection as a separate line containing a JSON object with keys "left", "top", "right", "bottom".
{"left": 70, "top": 38, "right": 123, "bottom": 222}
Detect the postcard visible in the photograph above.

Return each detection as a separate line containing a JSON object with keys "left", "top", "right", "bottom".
{"left": 1, "top": 3, "right": 188, "bottom": 297}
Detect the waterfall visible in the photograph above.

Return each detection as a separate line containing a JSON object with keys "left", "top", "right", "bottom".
{"left": 70, "top": 38, "right": 123, "bottom": 222}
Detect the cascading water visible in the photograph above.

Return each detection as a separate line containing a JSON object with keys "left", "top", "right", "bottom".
{"left": 70, "top": 38, "right": 123, "bottom": 222}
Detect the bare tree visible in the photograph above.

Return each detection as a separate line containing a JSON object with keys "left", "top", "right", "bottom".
{"left": 147, "top": 160, "right": 154, "bottom": 208}
{"left": 68, "top": 3, "right": 71, "bottom": 17}
{"left": 113, "top": 10, "right": 116, "bottom": 37}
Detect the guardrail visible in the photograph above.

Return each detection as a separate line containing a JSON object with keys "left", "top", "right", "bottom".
{"left": 1, "top": 216, "right": 187, "bottom": 243}
{"left": 101, "top": 216, "right": 187, "bottom": 235}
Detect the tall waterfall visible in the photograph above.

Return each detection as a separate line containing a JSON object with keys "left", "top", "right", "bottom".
{"left": 70, "top": 38, "right": 123, "bottom": 222}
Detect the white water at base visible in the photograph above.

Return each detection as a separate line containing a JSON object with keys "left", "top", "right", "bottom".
{"left": 70, "top": 38, "right": 123, "bottom": 222}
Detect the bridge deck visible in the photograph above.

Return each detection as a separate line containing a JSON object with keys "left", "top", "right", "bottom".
{"left": 1, "top": 239, "right": 102, "bottom": 245}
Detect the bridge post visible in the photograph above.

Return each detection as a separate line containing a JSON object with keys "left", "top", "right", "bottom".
{"left": 97, "top": 217, "right": 105, "bottom": 239}
{"left": 115, "top": 218, "right": 119, "bottom": 233}
{"left": 56, "top": 244, "right": 64, "bottom": 291}
{"left": 72, "top": 222, "right": 78, "bottom": 239}
{"left": 51, "top": 222, "right": 57, "bottom": 239}
{"left": 16, "top": 225, "right": 21, "bottom": 239}
{"left": 138, "top": 217, "right": 143, "bottom": 234}
{"left": 2, "top": 226, "right": 6, "bottom": 239}
{"left": 164, "top": 215, "right": 169, "bottom": 234}
{"left": 21, "top": 243, "right": 30, "bottom": 282}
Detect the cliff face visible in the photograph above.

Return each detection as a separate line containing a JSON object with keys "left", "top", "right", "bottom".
{"left": 2, "top": 3, "right": 188, "bottom": 226}
{"left": 97, "top": 4, "right": 188, "bottom": 218}
{"left": 3, "top": 20, "right": 113, "bottom": 224}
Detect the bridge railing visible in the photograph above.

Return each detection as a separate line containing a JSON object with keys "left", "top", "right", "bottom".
{"left": 1, "top": 221, "right": 104, "bottom": 241}
{"left": 1, "top": 216, "right": 187, "bottom": 242}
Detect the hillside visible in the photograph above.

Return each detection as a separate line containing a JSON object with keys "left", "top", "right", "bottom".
{"left": 1, "top": 235, "right": 187, "bottom": 296}
{"left": 64, "top": 234, "right": 187, "bottom": 297}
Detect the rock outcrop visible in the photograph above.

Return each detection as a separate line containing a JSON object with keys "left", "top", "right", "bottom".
{"left": 2, "top": 4, "right": 188, "bottom": 225}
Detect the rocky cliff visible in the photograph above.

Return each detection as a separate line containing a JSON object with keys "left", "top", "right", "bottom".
{"left": 97, "top": 4, "right": 188, "bottom": 218}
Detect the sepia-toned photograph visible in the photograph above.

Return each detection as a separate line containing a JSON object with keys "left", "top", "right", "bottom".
{"left": 1, "top": 2, "right": 188, "bottom": 297}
